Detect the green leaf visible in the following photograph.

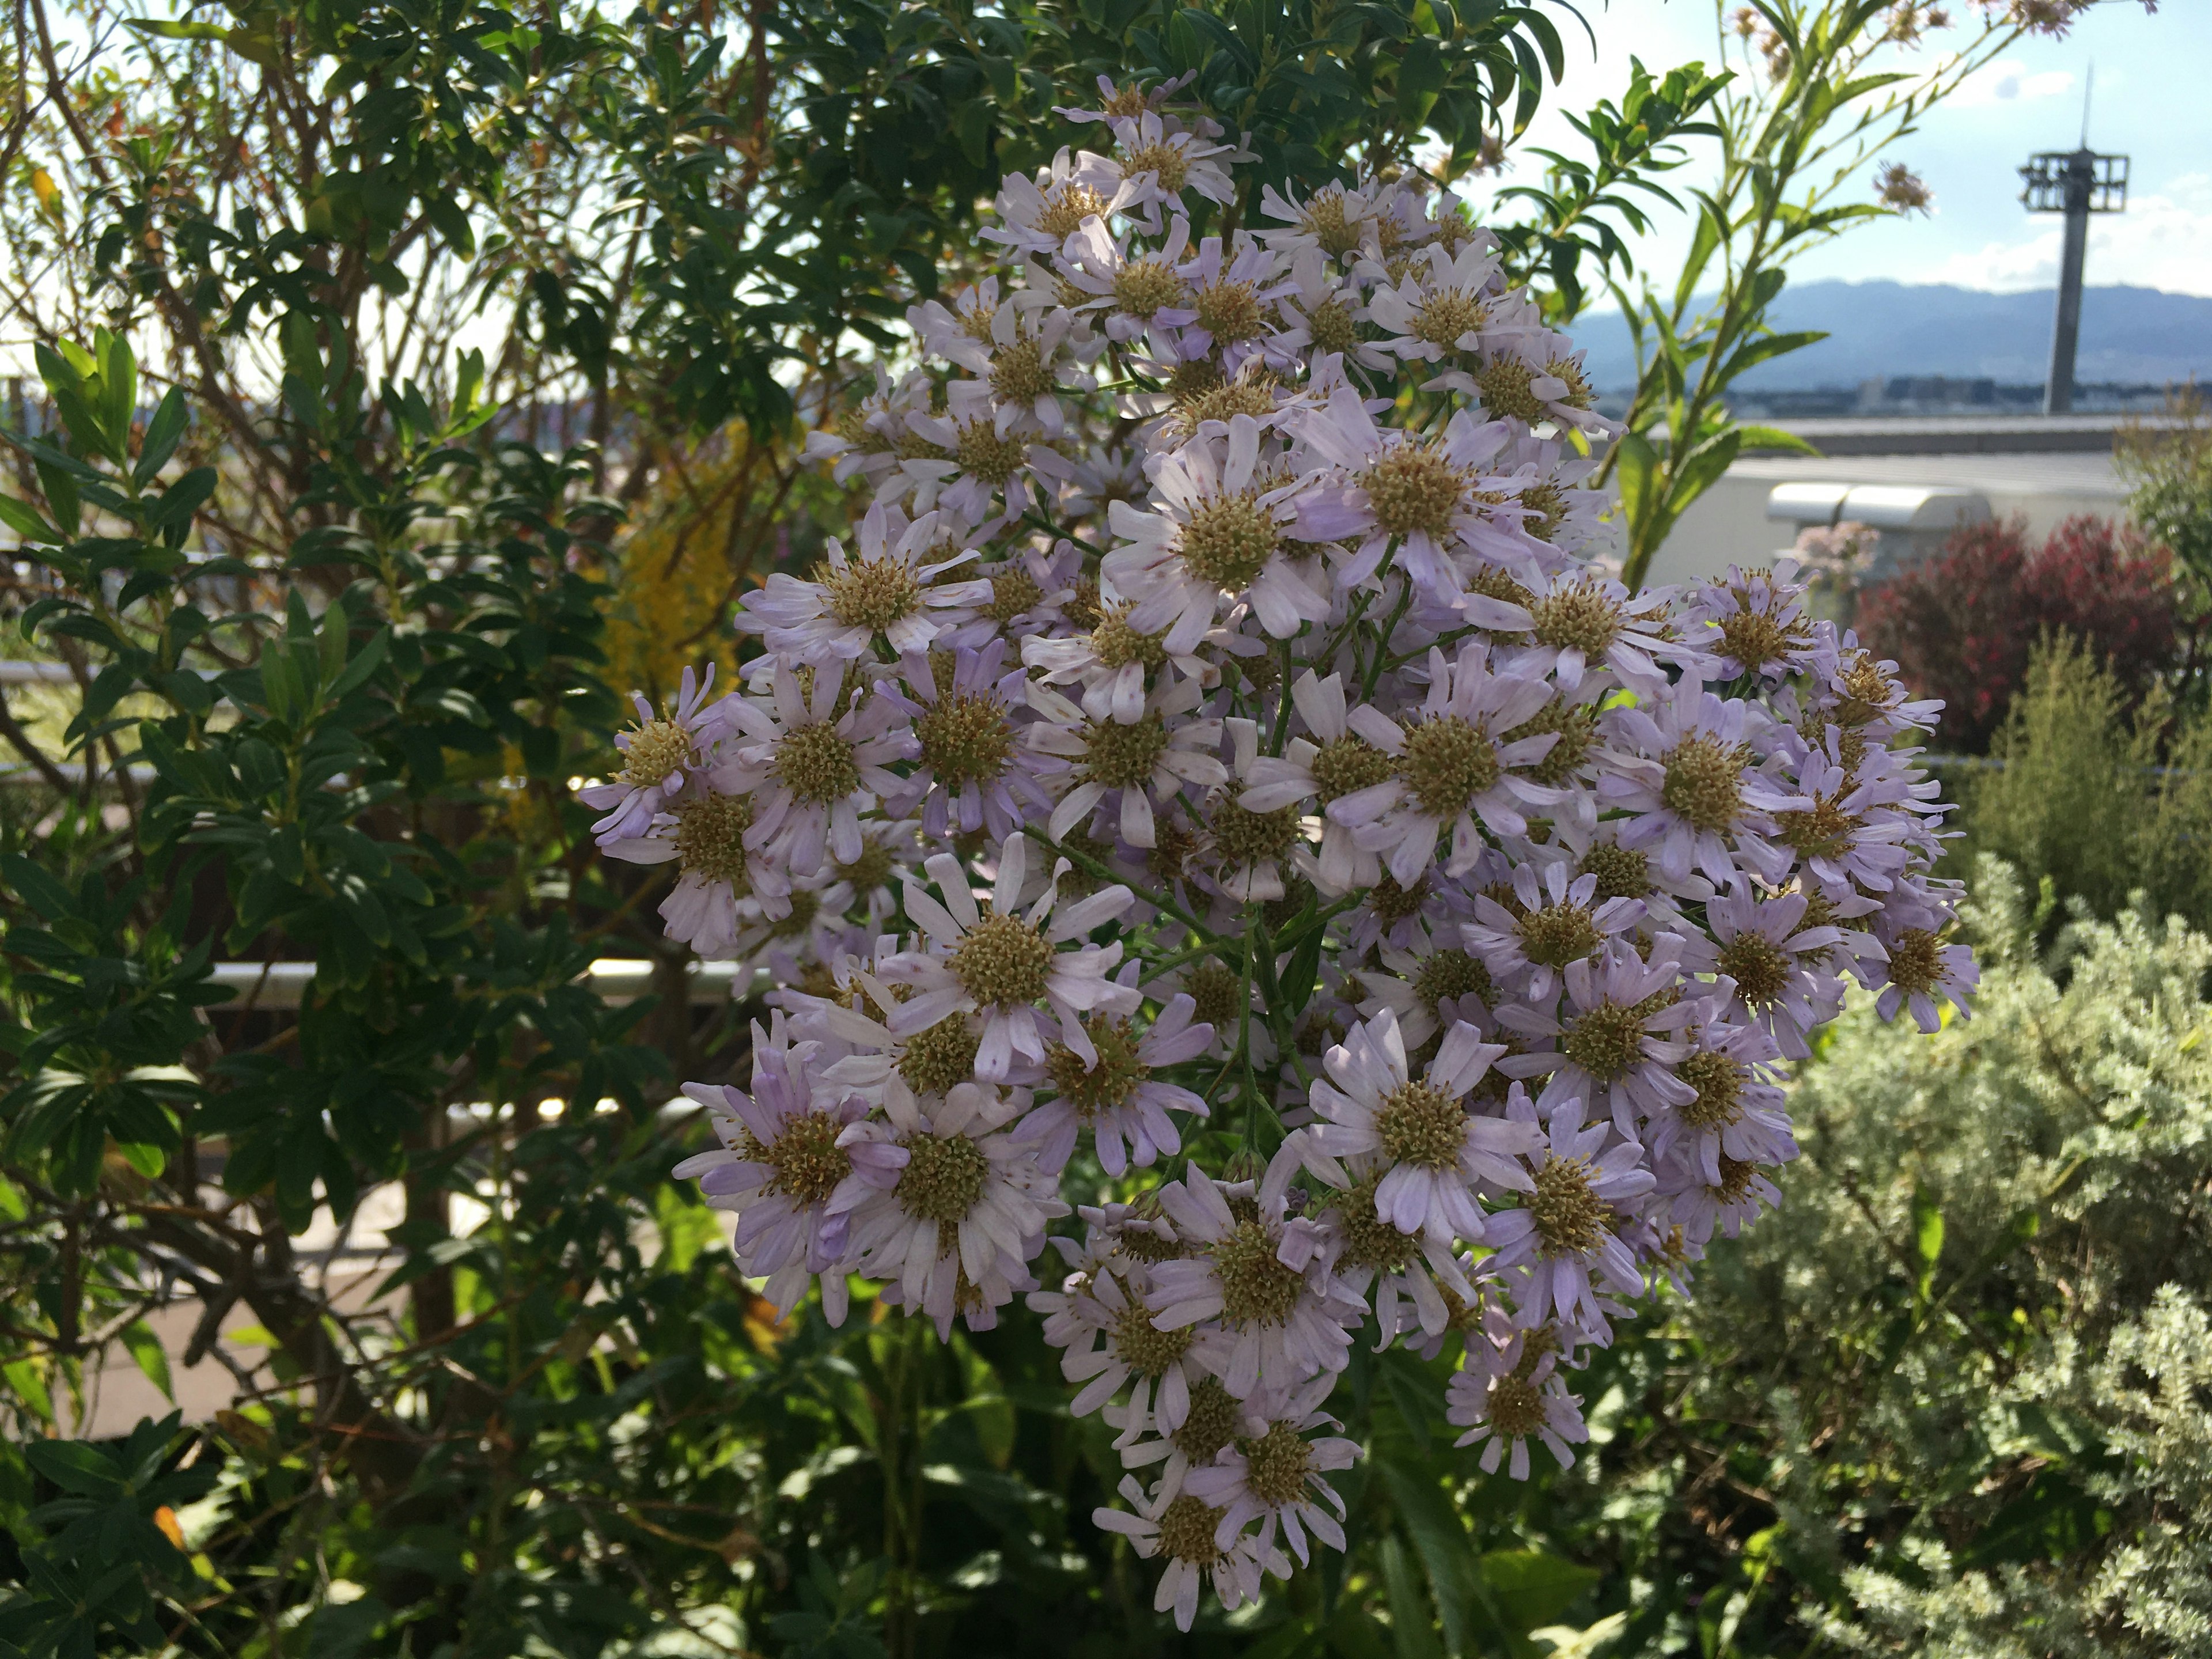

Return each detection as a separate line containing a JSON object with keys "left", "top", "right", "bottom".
{"left": 1381, "top": 1535, "right": 1443, "bottom": 1659}
{"left": 422, "top": 195, "right": 476, "bottom": 260}
{"left": 132, "top": 389, "right": 190, "bottom": 487}
{"left": 100, "top": 334, "right": 138, "bottom": 460}
{"left": 1731, "top": 423, "right": 1822, "bottom": 457}
{"left": 1664, "top": 427, "right": 1742, "bottom": 523}
{"left": 0, "top": 493, "right": 56, "bottom": 541}
{"left": 24, "top": 1438, "right": 126, "bottom": 1497}
{"left": 1713, "top": 328, "right": 1829, "bottom": 391}
{"left": 1612, "top": 430, "right": 1658, "bottom": 540}
{"left": 33, "top": 456, "right": 80, "bottom": 536}
{"left": 1377, "top": 1456, "right": 1472, "bottom": 1656}
{"left": 1912, "top": 1184, "right": 1944, "bottom": 1304}
{"left": 3, "top": 1358, "right": 54, "bottom": 1421}
{"left": 2, "top": 852, "right": 77, "bottom": 920}
{"left": 1478, "top": 1550, "right": 1600, "bottom": 1634}
{"left": 123, "top": 17, "right": 230, "bottom": 40}
{"left": 119, "top": 1320, "right": 175, "bottom": 1403}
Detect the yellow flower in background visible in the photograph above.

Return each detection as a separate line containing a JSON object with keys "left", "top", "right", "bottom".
{"left": 600, "top": 430, "right": 764, "bottom": 708}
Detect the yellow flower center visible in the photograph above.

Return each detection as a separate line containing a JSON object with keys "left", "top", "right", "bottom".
{"left": 619, "top": 717, "right": 694, "bottom": 789}
{"left": 1528, "top": 1154, "right": 1606, "bottom": 1257}
{"left": 772, "top": 722, "right": 861, "bottom": 804}
{"left": 949, "top": 909, "right": 1055, "bottom": 1008}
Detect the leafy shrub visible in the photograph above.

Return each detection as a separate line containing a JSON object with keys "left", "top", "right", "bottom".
{"left": 1946, "top": 635, "right": 2212, "bottom": 930}
{"left": 2119, "top": 385, "right": 2212, "bottom": 604}
{"left": 1857, "top": 515, "right": 2180, "bottom": 752}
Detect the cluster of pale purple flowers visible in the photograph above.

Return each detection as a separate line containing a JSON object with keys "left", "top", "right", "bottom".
{"left": 579, "top": 73, "right": 1979, "bottom": 1633}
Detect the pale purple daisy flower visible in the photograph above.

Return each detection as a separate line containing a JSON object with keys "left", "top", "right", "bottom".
{"left": 1085, "top": 109, "right": 1238, "bottom": 231}
{"left": 1021, "top": 581, "right": 1211, "bottom": 726}
{"left": 1445, "top": 1321, "right": 1591, "bottom": 1479}
{"left": 877, "top": 640, "right": 1051, "bottom": 843}
{"left": 801, "top": 365, "right": 937, "bottom": 491}
{"left": 713, "top": 664, "right": 913, "bottom": 872}
{"left": 897, "top": 379, "right": 1051, "bottom": 529}
{"left": 1052, "top": 69, "right": 1200, "bottom": 130}
{"left": 1679, "top": 565, "right": 1823, "bottom": 685}
{"left": 1288, "top": 388, "right": 1517, "bottom": 600}
{"left": 1167, "top": 232, "right": 1291, "bottom": 374}
{"left": 1504, "top": 571, "right": 1699, "bottom": 697}
{"left": 1326, "top": 643, "right": 1563, "bottom": 885}
{"left": 1462, "top": 858, "right": 1646, "bottom": 1002}
{"left": 983, "top": 145, "right": 1138, "bottom": 258}
{"left": 1364, "top": 238, "right": 1508, "bottom": 366}
{"left": 1700, "top": 888, "right": 1847, "bottom": 1059}
{"left": 1480, "top": 1096, "right": 1656, "bottom": 1335}
{"left": 1872, "top": 913, "right": 1979, "bottom": 1033}
{"left": 671, "top": 1016, "right": 889, "bottom": 1325}
{"left": 1424, "top": 325, "right": 1618, "bottom": 438}
{"left": 1264, "top": 245, "right": 1395, "bottom": 375}
{"left": 1255, "top": 179, "right": 1387, "bottom": 261}
{"left": 1771, "top": 732, "right": 1932, "bottom": 897}
{"left": 1183, "top": 1376, "right": 1359, "bottom": 1568}
{"left": 1090, "top": 1472, "right": 1279, "bottom": 1633}
{"left": 1597, "top": 682, "right": 1800, "bottom": 889}
{"left": 601, "top": 781, "right": 794, "bottom": 953}
{"left": 1021, "top": 972, "right": 1213, "bottom": 1176}
{"left": 579, "top": 664, "right": 724, "bottom": 846}
{"left": 1645, "top": 1008, "right": 1797, "bottom": 1188}
{"left": 1350, "top": 931, "right": 1499, "bottom": 1058}
{"left": 737, "top": 503, "right": 990, "bottom": 665}
{"left": 1239, "top": 669, "right": 1389, "bottom": 896}
{"left": 1058, "top": 214, "right": 1199, "bottom": 344}
{"left": 1313, "top": 1165, "right": 1486, "bottom": 1353}
{"left": 884, "top": 838, "right": 1138, "bottom": 1081}
{"left": 1662, "top": 1153, "right": 1784, "bottom": 1245}
{"left": 841, "top": 1079, "right": 1070, "bottom": 1338}
{"left": 1103, "top": 414, "right": 1325, "bottom": 650}
{"left": 1031, "top": 671, "right": 1226, "bottom": 850}
{"left": 1031, "top": 1250, "right": 1210, "bottom": 1440}
{"left": 1301, "top": 1008, "right": 1537, "bottom": 1242}
{"left": 961, "top": 301, "right": 1095, "bottom": 439}
{"left": 1147, "top": 1147, "right": 1358, "bottom": 1398}
{"left": 1496, "top": 942, "right": 1698, "bottom": 1137}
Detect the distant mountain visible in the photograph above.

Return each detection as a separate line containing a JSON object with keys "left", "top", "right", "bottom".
{"left": 1568, "top": 281, "right": 2212, "bottom": 391}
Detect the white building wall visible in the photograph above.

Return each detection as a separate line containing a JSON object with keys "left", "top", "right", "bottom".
{"left": 1643, "top": 452, "right": 2130, "bottom": 587}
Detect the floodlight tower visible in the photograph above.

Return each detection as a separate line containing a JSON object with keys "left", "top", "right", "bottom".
{"left": 2020, "top": 72, "right": 2128, "bottom": 415}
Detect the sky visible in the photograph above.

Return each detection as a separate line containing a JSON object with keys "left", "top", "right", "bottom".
{"left": 1453, "top": 0, "right": 2212, "bottom": 298}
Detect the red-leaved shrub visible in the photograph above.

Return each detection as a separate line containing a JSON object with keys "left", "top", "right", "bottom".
{"left": 1856, "top": 514, "right": 2179, "bottom": 752}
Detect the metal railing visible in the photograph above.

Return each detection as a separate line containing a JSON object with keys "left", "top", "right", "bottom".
{"left": 206, "top": 958, "right": 764, "bottom": 1009}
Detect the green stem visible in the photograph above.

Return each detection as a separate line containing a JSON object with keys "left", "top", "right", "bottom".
{"left": 1021, "top": 823, "right": 1220, "bottom": 944}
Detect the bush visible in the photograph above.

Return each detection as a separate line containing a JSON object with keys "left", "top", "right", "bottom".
{"left": 1857, "top": 515, "right": 2180, "bottom": 752}
{"left": 1945, "top": 635, "right": 2212, "bottom": 930}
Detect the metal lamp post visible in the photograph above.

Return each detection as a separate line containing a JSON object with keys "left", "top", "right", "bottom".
{"left": 2019, "top": 139, "right": 2128, "bottom": 416}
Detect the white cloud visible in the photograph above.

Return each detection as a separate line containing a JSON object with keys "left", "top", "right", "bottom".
{"left": 1950, "top": 62, "right": 2075, "bottom": 109}
{"left": 1918, "top": 174, "right": 2212, "bottom": 295}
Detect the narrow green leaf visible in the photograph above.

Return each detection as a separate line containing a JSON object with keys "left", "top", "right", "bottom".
{"left": 120, "top": 1320, "right": 175, "bottom": 1403}
{"left": 24, "top": 1438, "right": 126, "bottom": 1497}
{"left": 1381, "top": 1535, "right": 1444, "bottom": 1659}
{"left": 133, "top": 388, "right": 189, "bottom": 487}
{"left": 1912, "top": 1184, "right": 1944, "bottom": 1303}
{"left": 1732, "top": 423, "right": 1822, "bottom": 457}
{"left": 2, "top": 851, "right": 77, "bottom": 920}
{"left": 3, "top": 1358, "right": 54, "bottom": 1421}
{"left": 0, "top": 493, "right": 56, "bottom": 541}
